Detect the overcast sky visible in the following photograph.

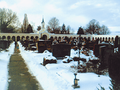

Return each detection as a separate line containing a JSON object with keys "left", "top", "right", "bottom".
{"left": 0, "top": 0, "right": 120, "bottom": 34}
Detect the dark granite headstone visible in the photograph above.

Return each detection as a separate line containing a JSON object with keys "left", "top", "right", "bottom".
{"left": 46, "top": 41, "right": 52, "bottom": 51}
{"left": 23, "top": 40, "right": 29, "bottom": 47}
{"left": 38, "top": 40, "right": 52, "bottom": 53}
{"left": 28, "top": 40, "right": 36, "bottom": 50}
{"left": 38, "top": 40, "right": 46, "bottom": 53}
{"left": 118, "top": 37, "right": 120, "bottom": 52}
{"left": 52, "top": 43, "right": 71, "bottom": 57}
{"left": 0, "top": 40, "right": 11, "bottom": 49}
{"left": 114, "top": 36, "right": 118, "bottom": 48}
{"left": 99, "top": 45, "right": 114, "bottom": 68}
{"left": 94, "top": 43, "right": 113, "bottom": 57}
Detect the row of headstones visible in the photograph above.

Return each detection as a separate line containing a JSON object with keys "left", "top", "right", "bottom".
{"left": 21, "top": 38, "right": 113, "bottom": 58}
{"left": 20, "top": 39, "right": 37, "bottom": 50}
{"left": 20, "top": 39, "right": 71, "bottom": 57}
{"left": 20, "top": 38, "right": 117, "bottom": 73}
{"left": 20, "top": 36, "right": 117, "bottom": 65}
{"left": 93, "top": 35, "right": 120, "bottom": 69}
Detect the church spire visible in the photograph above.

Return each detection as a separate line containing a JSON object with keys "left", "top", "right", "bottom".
{"left": 41, "top": 17, "right": 45, "bottom": 30}
{"left": 41, "top": 17, "right": 44, "bottom": 23}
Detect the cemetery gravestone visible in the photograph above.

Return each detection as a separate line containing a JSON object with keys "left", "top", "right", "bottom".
{"left": 99, "top": 45, "right": 114, "bottom": 68}
{"left": 28, "top": 40, "right": 36, "bottom": 50}
{"left": 46, "top": 41, "right": 52, "bottom": 52}
{"left": 0, "top": 40, "right": 11, "bottom": 49}
{"left": 38, "top": 40, "right": 52, "bottom": 53}
{"left": 118, "top": 37, "right": 120, "bottom": 52}
{"left": 114, "top": 36, "right": 118, "bottom": 48}
{"left": 38, "top": 40, "right": 46, "bottom": 53}
{"left": 52, "top": 43, "right": 71, "bottom": 57}
{"left": 108, "top": 53, "right": 120, "bottom": 76}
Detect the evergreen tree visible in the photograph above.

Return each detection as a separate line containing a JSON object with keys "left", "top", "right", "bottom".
{"left": 77, "top": 27, "right": 84, "bottom": 34}
{"left": 66, "top": 25, "right": 70, "bottom": 34}
{"left": 27, "top": 24, "right": 33, "bottom": 33}
{"left": 37, "top": 26, "right": 41, "bottom": 31}
{"left": 61, "top": 24, "right": 66, "bottom": 34}
{"left": 22, "top": 14, "right": 29, "bottom": 33}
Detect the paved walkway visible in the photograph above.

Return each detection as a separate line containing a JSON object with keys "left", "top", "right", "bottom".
{"left": 8, "top": 45, "right": 43, "bottom": 90}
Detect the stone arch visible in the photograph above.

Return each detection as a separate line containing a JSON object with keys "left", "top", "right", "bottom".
{"left": 55, "top": 36, "right": 57, "bottom": 40}
{"left": 26, "top": 36, "right": 29, "bottom": 40}
{"left": 31, "top": 36, "right": 34, "bottom": 40}
{"left": 42, "top": 35, "right": 47, "bottom": 40}
{"left": 83, "top": 37, "right": 87, "bottom": 42}
{"left": 50, "top": 36, "right": 53, "bottom": 39}
{"left": 100, "top": 37, "right": 102, "bottom": 41}
{"left": 88, "top": 37, "right": 90, "bottom": 41}
{"left": 103, "top": 37, "right": 104, "bottom": 41}
{"left": 49, "top": 36, "right": 54, "bottom": 41}
{"left": 2, "top": 36, "right": 6, "bottom": 40}
{"left": 105, "top": 37, "right": 107, "bottom": 41}
{"left": 73, "top": 37, "right": 76, "bottom": 39}
{"left": 35, "top": 36, "right": 38, "bottom": 40}
{"left": 7, "top": 36, "right": 10, "bottom": 40}
{"left": 17, "top": 36, "right": 20, "bottom": 41}
{"left": 12, "top": 36, "right": 15, "bottom": 41}
{"left": 97, "top": 37, "right": 99, "bottom": 41}
{"left": 58, "top": 36, "right": 61, "bottom": 40}
{"left": 58, "top": 37, "right": 61, "bottom": 42}
{"left": 108, "top": 37, "right": 110, "bottom": 42}
{"left": 95, "top": 37, "right": 97, "bottom": 40}
{"left": 22, "top": 36, "right": 25, "bottom": 40}
{"left": 112, "top": 37, "right": 114, "bottom": 41}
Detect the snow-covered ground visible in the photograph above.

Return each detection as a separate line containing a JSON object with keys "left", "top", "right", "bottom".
{"left": 0, "top": 41, "right": 112, "bottom": 90}
{"left": 18, "top": 42, "right": 111, "bottom": 90}
{"left": 0, "top": 42, "right": 15, "bottom": 90}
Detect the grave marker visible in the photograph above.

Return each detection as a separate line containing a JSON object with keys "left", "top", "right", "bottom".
{"left": 52, "top": 43, "right": 71, "bottom": 57}
{"left": 99, "top": 44, "right": 114, "bottom": 68}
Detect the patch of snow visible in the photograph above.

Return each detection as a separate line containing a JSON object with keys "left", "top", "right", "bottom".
{"left": 114, "top": 48, "right": 118, "bottom": 53}
{"left": 0, "top": 42, "right": 15, "bottom": 90}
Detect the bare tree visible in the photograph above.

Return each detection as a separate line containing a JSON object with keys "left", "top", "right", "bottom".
{"left": 85, "top": 19, "right": 101, "bottom": 34}
{"left": 66, "top": 25, "right": 70, "bottom": 34}
{"left": 0, "top": 8, "right": 20, "bottom": 33}
{"left": 48, "top": 17, "right": 59, "bottom": 32}
{"left": 70, "top": 28, "right": 75, "bottom": 34}
{"left": 100, "top": 25, "right": 110, "bottom": 35}
{"left": 54, "top": 26, "right": 61, "bottom": 34}
{"left": 85, "top": 19, "right": 111, "bottom": 35}
{"left": 46, "top": 26, "right": 52, "bottom": 33}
